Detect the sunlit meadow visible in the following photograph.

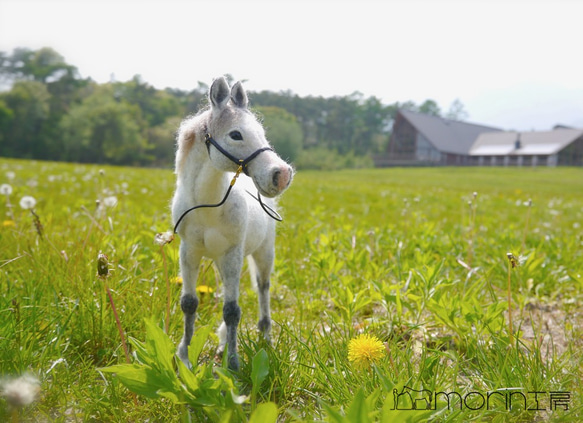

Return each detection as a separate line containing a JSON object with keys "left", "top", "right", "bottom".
{"left": 1, "top": 158, "right": 582, "bottom": 422}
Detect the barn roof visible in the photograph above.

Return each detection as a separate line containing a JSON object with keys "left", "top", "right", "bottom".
{"left": 398, "top": 109, "right": 503, "bottom": 155}
{"left": 470, "top": 129, "right": 583, "bottom": 156}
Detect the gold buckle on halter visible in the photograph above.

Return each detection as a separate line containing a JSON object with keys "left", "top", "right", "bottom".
{"left": 230, "top": 164, "right": 244, "bottom": 187}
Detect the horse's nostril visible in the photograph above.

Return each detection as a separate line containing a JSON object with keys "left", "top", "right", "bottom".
{"left": 272, "top": 170, "right": 281, "bottom": 188}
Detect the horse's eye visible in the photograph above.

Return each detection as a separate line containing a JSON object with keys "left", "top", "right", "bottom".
{"left": 229, "top": 131, "right": 243, "bottom": 141}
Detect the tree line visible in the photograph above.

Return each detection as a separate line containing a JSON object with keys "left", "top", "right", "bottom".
{"left": 0, "top": 47, "right": 468, "bottom": 169}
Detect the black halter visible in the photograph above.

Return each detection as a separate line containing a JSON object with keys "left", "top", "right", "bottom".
{"left": 204, "top": 133, "right": 273, "bottom": 176}
{"left": 173, "top": 133, "right": 282, "bottom": 234}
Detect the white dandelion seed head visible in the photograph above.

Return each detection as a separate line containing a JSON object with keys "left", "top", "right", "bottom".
{"left": 154, "top": 231, "right": 174, "bottom": 246}
{"left": 5, "top": 171, "right": 15, "bottom": 180}
{"left": 103, "top": 196, "right": 118, "bottom": 208}
{"left": 0, "top": 374, "right": 41, "bottom": 407}
{"left": 0, "top": 183, "right": 12, "bottom": 195}
{"left": 19, "top": 196, "right": 37, "bottom": 210}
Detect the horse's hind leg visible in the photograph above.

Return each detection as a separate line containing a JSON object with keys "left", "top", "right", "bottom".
{"left": 177, "top": 242, "right": 201, "bottom": 367}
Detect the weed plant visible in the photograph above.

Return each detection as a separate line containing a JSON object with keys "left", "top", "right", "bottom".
{"left": 0, "top": 159, "right": 581, "bottom": 421}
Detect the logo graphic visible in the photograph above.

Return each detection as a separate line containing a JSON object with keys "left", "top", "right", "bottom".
{"left": 390, "top": 387, "right": 571, "bottom": 412}
{"left": 392, "top": 386, "right": 433, "bottom": 410}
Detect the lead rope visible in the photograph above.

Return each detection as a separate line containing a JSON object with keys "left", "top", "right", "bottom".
{"left": 245, "top": 190, "right": 282, "bottom": 222}
{"left": 173, "top": 166, "right": 282, "bottom": 234}
{"left": 173, "top": 165, "right": 243, "bottom": 234}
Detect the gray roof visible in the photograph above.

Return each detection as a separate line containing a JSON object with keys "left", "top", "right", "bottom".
{"left": 470, "top": 129, "right": 583, "bottom": 156}
{"left": 399, "top": 109, "right": 503, "bottom": 155}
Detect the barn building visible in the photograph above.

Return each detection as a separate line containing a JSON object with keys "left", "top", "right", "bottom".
{"left": 470, "top": 128, "right": 583, "bottom": 166}
{"left": 379, "top": 109, "right": 583, "bottom": 167}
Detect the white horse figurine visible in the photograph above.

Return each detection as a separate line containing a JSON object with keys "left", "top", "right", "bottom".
{"left": 172, "top": 76, "right": 293, "bottom": 370}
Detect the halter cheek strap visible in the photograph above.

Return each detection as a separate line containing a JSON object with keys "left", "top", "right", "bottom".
{"left": 204, "top": 133, "right": 273, "bottom": 176}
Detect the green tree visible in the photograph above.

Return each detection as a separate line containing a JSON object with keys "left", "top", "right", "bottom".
{"left": 60, "top": 84, "right": 149, "bottom": 164}
{"left": 0, "top": 47, "right": 77, "bottom": 84}
{"left": 0, "top": 99, "right": 14, "bottom": 151}
{"left": 256, "top": 106, "right": 303, "bottom": 163}
{"left": 114, "top": 75, "right": 184, "bottom": 127}
{"left": 418, "top": 99, "right": 441, "bottom": 116}
{"left": 0, "top": 80, "right": 51, "bottom": 158}
{"left": 445, "top": 98, "right": 469, "bottom": 121}
{"left": 352, "top": 95, "right": 391, "bottom": 154}
{"left": 147, "top": 116, "right": 182, "bottom": 167}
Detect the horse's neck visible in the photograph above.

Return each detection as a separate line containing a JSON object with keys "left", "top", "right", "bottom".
{"left": 181, "top": 145, "right": 230, "bottom": 204}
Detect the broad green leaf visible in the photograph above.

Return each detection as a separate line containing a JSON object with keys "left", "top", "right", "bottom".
{"left": 249, "top": 402, "right": 278, "bottom": 423}
{"left": 98, "top": 364, "right": 160, "bottom": 398}
{"left": 144, "top": 318, "right": 175, "bottom": 373}
{"left": 188, "top": 323, "right": 214, "bottom": 367}
{"left": 218, "top": 410, "right": 233, "bottom": 423}
{"left": 176, "top": 356, "right": 199, "bottom": 392}
{"left": 321, "top": 401, "right": 347, "bottom": 423}
{"left": 373, "top": 365, "right": 395, "bottom": 394}
{"left": 251, "top": 348, "right": 269, "bottom": 397}
{"left": 346, "top": 388, "right": 369, "bottom": 423}
{"left": 128, "top": 337, "right": 155, "bottom": 366}
{"left": 157, "top": 389, "right": 182, "bottom": 404}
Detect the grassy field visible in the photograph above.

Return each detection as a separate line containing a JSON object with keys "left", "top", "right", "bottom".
{"left": 0, "top": 158, "right": 582, "bottom": 422}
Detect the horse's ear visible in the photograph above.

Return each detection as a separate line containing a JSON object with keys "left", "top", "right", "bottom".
{"left": 209, "top": 76, "right": 230, "bottom": 110}
{"left": 230, "top": 81, "right": 248, "bottom": 109}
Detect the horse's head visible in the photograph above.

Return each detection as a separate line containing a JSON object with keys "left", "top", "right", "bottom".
{"left": 205, "top": 76, "right": 293, "bottom": 198}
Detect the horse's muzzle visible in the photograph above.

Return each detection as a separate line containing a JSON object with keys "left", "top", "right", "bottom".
{"left": 258, "top": 163, "right": 293, "bottom": 198}
{"left": 273, "top": 165, "right": 293, "bottom": 192}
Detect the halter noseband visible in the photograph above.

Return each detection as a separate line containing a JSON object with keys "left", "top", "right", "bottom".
{"left": 204, "top": 133, "right": 273, "bottom": 176}
{"left": 173, "top": 132, "right": 282, "bottom": 233}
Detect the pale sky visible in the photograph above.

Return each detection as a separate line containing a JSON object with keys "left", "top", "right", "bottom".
{"left": 1, "top": 0, "right": 582, "bottom": 131}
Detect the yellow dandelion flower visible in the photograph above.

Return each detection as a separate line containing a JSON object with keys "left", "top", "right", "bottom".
{"left": 3, "top": 220, "right": 15, "bottom": 227}
{"left": 196, "top": 285, "right": 214, "bottom": 294}
{"left": 348, "top": 334, "right": 385, "bottom": 370}
{"left": 172, "top": 276, "right": 183, "bottom": 284}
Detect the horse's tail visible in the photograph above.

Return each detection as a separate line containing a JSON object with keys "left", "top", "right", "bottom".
{"left": 246, "top": 255, "right": 259, "bottom": 293}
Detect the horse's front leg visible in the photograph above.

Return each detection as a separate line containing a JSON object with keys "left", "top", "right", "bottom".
{"left": 217, "top": 247, "right": 243, "bottom": 371}
{"left": 177, "top": 241, "right": 201, "bottom": 367}
{"left": 251, "top": 249, "right": 275, "bottom": 345}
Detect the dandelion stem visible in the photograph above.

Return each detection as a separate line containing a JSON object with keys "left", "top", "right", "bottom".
{"left": 104, "top": 280, "right": 131, "bottom": 363}
{"left": 160, "top": 245, "right": 171, "bottom": 334}
{"left": 521, "top": 199, "right": 532, "bottom": 253}
{"left": 384, "top": 342, "right": 397, "bottom": 377}
{"left": 507, "top": 261, "right": 513, "bottom": 346}
{"left": 506, "top": 253, "right": 518, "bottom": 347}
{"left": 4, "top": 195, "right": 15, "bottom": 222}
{"left": 30, "top": 209, "right": 43, "bottom": 239}
{"left": 467, "top": 194, "right": 477, "bottom": 268}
